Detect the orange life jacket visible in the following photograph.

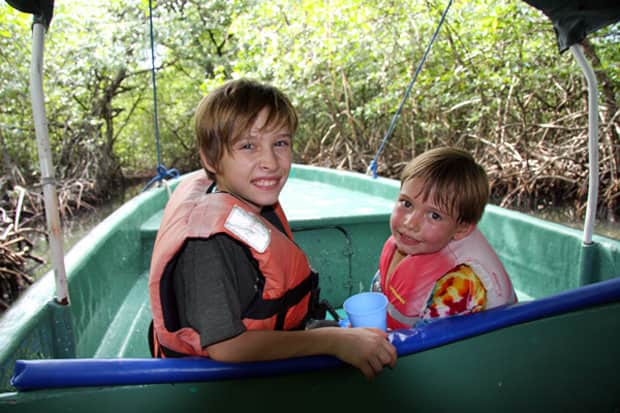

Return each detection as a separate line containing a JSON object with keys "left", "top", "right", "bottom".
{"left": 379, "top": 229, "right": 517, "bottom": 329}
{"left": 149, "top": 172, "right": 316, "bottom": 357}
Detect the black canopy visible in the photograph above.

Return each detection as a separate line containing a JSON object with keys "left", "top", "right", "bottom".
{"left": 5, "top": 0, "right": 54, "bottom": 29}
{"left": 523, "top": 0, "right": 620, "bottom": 52}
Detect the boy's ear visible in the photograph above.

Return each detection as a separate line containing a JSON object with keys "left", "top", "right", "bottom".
{"left": 199, "top": 152, "right": 217, "bottom": 175}
{"left": 453, "top": 221, "right": 475, "bottom": 241}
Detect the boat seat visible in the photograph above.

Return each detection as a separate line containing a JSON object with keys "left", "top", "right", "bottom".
{"left": 93, "top": 271, "right": 152, "bottom": 358}
{"left": 140, "top": 211, "right": 164, "bottom": 239}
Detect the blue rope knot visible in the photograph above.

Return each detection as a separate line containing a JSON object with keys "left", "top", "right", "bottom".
{"left": 143, "top": 164, "right": 180, "bottom": 191}
{"left": 142, "top": 0, "right": 179, "bottom": 193}
{"left": 369, "top": 159, "right": 379, "bottom": 179}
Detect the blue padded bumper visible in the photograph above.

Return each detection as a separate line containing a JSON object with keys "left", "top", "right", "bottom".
{"left": 11, "top": 276, "right": 620, "bottom": 391}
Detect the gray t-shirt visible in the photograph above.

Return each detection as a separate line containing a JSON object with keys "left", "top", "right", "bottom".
{"left": 171, "top": 207, "right": 285, "bottom": 348}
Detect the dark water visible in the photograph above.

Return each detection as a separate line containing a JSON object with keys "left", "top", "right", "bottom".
{"left": 514, "top": 207, "right": 619, "bottom": 241}
{"left": 32, "top": 182, "right": 144, "bottom": 278}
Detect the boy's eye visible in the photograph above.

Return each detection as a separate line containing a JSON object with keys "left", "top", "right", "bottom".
{"left": 238, "top": 141, "right": 254, "bottom": 150}
{"left": 274, "top": 139, "right": 290, "bottom": 148}
{"left": 429, "top": 211, "right": 442, "bottom": 221}
{"left": 399, "top": 199, "right": 412, "bottom": 208}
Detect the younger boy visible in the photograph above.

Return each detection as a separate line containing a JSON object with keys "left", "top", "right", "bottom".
{"left": 149, "top": 78, "right": 396, "bottom": 380}
{"left": 372, "top": 147, "right": 517, "bottom": 330}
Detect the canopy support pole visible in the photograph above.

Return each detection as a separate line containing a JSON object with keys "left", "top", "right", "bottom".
{"left": 31, "top": 20, "right": 69, "bottom": 305}
{"left": 569, "top": 44, "right": 599, "bottom": 246}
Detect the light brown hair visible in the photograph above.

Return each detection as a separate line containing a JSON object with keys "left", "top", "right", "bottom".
{"left": 400, "top": 147, "right": 489, "bottom": 224}
{"left": 194, "top": 78, "right": 298, "bottom": 180}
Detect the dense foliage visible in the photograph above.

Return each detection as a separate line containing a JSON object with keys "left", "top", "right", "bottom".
{"left": 0, "top": 0, "right": 619, "bottom": 306}
{"left": 2, "top": 0, "right": 618, "bottom": 210}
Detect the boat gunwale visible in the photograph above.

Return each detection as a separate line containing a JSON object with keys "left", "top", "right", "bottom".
{"left": 7, "top": 275, "right": 620, "bottom": 391}
{"left": 0, "top": 185, "right": 169, "bottom": 363}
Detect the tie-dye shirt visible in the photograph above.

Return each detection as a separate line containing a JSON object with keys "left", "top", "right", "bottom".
{"left": 420, "top": 264, "right": 487, "bottom": 320}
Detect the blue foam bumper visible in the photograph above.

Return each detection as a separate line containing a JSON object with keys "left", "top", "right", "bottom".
{"left": 11, "top": 276, "right": 620, "bottom": 391}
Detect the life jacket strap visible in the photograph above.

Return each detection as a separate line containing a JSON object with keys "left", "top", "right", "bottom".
{"left": 243, "top": 271, "right": 319, "bottom": 329}
{"left": 148, "top": 320, "right": 186, "bottom": 358}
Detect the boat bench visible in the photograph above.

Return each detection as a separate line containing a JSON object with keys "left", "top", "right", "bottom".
{"left": 93, "top": 271, "right": 153, "bottom": 358}
{"left": 88, "top": 211, "right": 165, "bottom": 358}
{"left": 139, "top": 210, "right": 164, "bottom": 241}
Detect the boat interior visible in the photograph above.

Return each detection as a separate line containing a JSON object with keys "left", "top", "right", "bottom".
{"left": 3, "top": 165, "right": 619, "bottom": 392}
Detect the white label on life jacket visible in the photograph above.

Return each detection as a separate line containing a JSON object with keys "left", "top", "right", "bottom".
{"left": 224, "top": 205, "right": 271, "bottom": 253}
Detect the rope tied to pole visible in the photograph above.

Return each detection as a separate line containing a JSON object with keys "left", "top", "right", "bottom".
{"left": 368, "top": 0, "right": 453, "bottom": 179}
{"left": 143, "top": 164, "right": 180, "bottom": 191}
{"left": 143, "top": 0, "right": 179, "bottom": 192}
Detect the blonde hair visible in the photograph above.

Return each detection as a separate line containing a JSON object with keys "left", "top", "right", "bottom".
{"left": 194, "top": 78, "right": 298, "bottom": 180}
{"left": 400, "top": 147, "right": 489, "bottom": 224}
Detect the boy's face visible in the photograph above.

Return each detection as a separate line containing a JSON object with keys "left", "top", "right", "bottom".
{"left": 390, "top": 177, "right": 473, "bottom": 256}
{"left": 204, "top": 107, "right": 292, "bottom": 211}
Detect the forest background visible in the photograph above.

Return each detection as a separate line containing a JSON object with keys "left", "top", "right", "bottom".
{"left": 1, "top": 0, "right": 619, "bottom": 309}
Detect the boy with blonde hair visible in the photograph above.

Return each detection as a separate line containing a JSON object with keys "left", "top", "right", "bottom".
{"left": 150, "top": 79, "right": 396, "bottom": 379}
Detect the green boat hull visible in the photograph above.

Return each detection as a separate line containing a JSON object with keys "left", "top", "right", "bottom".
{"left": 1, "top": 165, "right": 619, "bottom": 411}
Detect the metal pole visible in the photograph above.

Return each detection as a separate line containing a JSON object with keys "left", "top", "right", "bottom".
{"left": 149, "top": 0, "right": 161, "bottom": 167}
{"left": 31, "top": 21, "right": 69, "bottom": 304}
{"left": 570, "top": 44, "right": 599, "bottom": 246}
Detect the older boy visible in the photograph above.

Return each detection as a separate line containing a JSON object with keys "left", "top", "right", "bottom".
{"left": 149, "top": 78, "right": 396, "bottom": 379}
{"left": 372, "top": 147, "right": 517, "bottom": 330}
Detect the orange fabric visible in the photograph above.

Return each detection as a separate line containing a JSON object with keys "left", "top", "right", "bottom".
{"left": 149, "top": 171, "right": 313, "bottom": 357}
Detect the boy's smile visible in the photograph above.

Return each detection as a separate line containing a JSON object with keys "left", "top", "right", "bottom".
{"left": 395, "top": 232, "right": 421, "bottom": 247}
{"left": 390, "top": 178, "right": 473, "bottom": 256}
{"left": 205, "top": 107, "right": 292, "bottom": 211}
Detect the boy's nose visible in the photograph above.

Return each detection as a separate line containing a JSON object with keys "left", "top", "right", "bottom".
{"left": 258, "top": 147, "right": 278, "bottom": 169}
{"left": 403, "top": 212, "right": 421, "bottom": 229}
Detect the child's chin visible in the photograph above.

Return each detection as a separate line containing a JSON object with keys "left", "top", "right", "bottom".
{"left": 397, "top": 242, "right": 433, "bottom": 256}
{"left": 252, "top": 195, "right": 280, "bottom": 208}
{"left": 396, "top": 244, "right": 416, "bottom": 256}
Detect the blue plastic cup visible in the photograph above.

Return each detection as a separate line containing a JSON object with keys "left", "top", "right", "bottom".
{"left": 343, "top": 292, "right": 388, "bottom": 331}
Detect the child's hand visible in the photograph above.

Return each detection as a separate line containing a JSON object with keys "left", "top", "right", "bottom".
{"left": 332, "top": 327, "right": 397, "bottom": 380}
